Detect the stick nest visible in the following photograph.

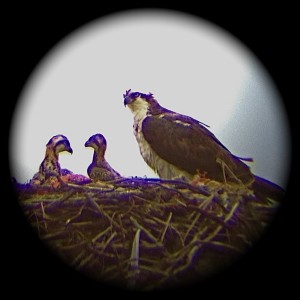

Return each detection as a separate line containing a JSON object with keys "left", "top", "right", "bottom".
{"left": 15, "top": 177, "right": 279, "bottom": 290}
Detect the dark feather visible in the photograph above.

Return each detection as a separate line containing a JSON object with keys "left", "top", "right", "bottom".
{"left": 252, "top": 175, "right": 285, "bottom": 202}
{"left": 142, "top": 115, "right": 254, "bottom": 185}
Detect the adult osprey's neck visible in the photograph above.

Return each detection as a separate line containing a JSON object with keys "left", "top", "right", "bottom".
{"left": 127, "top": 98, "right": 149, "bottom": 122}
{"left": 127, "top": 97, "right": 168, "bottom": 122}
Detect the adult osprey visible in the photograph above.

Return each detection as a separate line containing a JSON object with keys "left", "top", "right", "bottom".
{"left": 85, "top": 133, "right": 121, "bottom": 181}
{"left": 123, "top": 89, "right": 285, "bottom": 200}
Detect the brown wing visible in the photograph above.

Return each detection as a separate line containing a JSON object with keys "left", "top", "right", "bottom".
{"left": 87, "top": 162, "right": 121, "bottom": 181}
{"left": 142, "top": 115, "right": 254, "bottom": 184}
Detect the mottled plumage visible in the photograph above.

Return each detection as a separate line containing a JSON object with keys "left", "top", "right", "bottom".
{"left": 85, "top": 134, "right": 121, "bottom": 181}
{"left": 124, "top": 89, "right": 285, "bottom": 201}
{"left": 31, "top": 134, "right": 73, "bottom": 185}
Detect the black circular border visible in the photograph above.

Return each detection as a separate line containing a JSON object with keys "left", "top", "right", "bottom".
{"left": 5, "top": 5, "right": 296, "bottom": 297}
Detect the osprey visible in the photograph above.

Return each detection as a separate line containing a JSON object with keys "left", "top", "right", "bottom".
{"left": 31, "top": 134, "right": 73, "bottom": 186}
{"left": 123, "top": 89, "right": 285, "bottom": 200}
{"left": 85, "top": 133, "right": 121, "bottom": 181}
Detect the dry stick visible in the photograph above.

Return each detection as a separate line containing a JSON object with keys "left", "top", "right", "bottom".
{"left": 190, "top": 222, "right": 237, "bottom": 260}
{"left": 130, "top": 216, "right": 160, "bottom": 244}
{"left": 66, "top": 182, "right": 115, "bottom": 192}
{"left": 87, "top": 194, "right": 122, "bottom": 230}
{"left": 34, "top": 212, "right": 41, "bottom": 235}
{"left": 160, "top": 212, "right": 173, "bottom": 243}
{"left": 70, "top": 250, "right": 87, "bottom": 267}
{"left": 76, "top": 253, "right": 94, "bottom": 269}
{"left": 100, "top": 264, "right": 120, "bottom": 278}
{"left": 153, "top": 182, "right": 208, "bottom": 201}
{"left": 99, "top": 231, "right": 117, "bottom": 253}
{"left": 65, "top": 203, "right": 87, "bottom": 224}
{"left": 141, "top": 217, "right": 160, "bottom": 226}
{"left": 137, "top": 215, "right": 174, "bottom": 245}
{"left": 140, "top": 240, "right": 164, "bottom": 251}
{"left": 160, "top": 181, "right": 210, "bottom": 196}
{"left": 128, "top": 228, "right": 141, "bottom": 288}
{"left": 138, "top": 265, "right": 169, "bottom": 277}
{"left": 169, "top": 219, "right": 223, "bottom": 272}
{"left": 216, "top": 157, "right": 244, "bottom": 185}
{"left": 174, "top": 197, "right": 187, "bottom": 207}
{"left": 193, "top": 225, "right": 237, "bottom": 248}
{"left": 169, "top": 224, "right": 185, "bottom": 247}
{"left": 169, "top": 224, "right": 226, "bottom": 277}
{"left": 224, "top": 200, "right": 240, "bottom": 223}
{"left": 205, "top": 240, "right": 241, "bottom": 252}
{"left": 68, "top": 221, "right": 95, "bottom": 226}
{"left": 197, "top": 194, "right": 215, "bottom": 210}
{"left": 118, "top": 198, "right": 136, "bottom": 216}
{"left": 39, "top": 202, "right": 48, "bottom": 232}
{"left": 91, "top": 226, "right": 113, "bottom": 243}
{"left": 202, "top": 225, "right": 223, "bottom": 243}
{"left": 171, "top": 244, "right": 200, "bottom": 276}
{"left": 189, "top": 204, "right": 229, "bottom": 227}
{"left": 130, "top": 194, "right": 157, "bottom": 205}
{"left": 45, "top": 190, "right": 77, "bottom": 209}
{"left": 59, "top": 241, "right": 89, "bottom": 250}
{"left": 163, "top": 242, "right": 197, "bottom": 276}
{"left": 117, "top": 214, "right": 127, "bottom": 240}
{"left": 174, "top": 223, "right": 232, "bottom": 278}
{"left": 146, "top": 177, "right": 210, "bottom": 195}
{"left": 40, "top": 202, "right": 50, "bottom": 221}
{"left": 42, "top": 230, "right": 68, "bottom": 240}
{"left": 115, "top": 177, "right": 210, "bottom": 197}
{"left": 183, "top": 212, "right": 200, "bottom": 245}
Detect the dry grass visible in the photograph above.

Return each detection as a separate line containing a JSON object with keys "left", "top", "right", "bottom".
{"left": 15, "top": 177, "right": 280, "bottom": 290}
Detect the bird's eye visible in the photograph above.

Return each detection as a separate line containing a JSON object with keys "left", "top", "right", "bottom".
{"left": 132, "top": 92, "right": 140, "bottom": 98}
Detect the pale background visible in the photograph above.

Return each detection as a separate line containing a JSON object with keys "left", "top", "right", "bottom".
{"left": 9, "top": 9, "right": 291, "bottom": 187}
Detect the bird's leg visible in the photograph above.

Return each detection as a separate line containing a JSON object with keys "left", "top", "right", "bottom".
{"left": 47, "top": 175, "right": 68, "bottom": 188}
{"left": 191, "top": 170, "right": 209, "bottom": 186}
{"left": 216, "top": 158, "right": 243, "bottom": 185}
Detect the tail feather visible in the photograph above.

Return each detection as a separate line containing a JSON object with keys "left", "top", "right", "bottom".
{"left": 252, "top": 175, "right": 285, "bottom": 203}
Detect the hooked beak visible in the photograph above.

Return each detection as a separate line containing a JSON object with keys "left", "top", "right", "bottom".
{"left": 123, "top": 95, "right": 133, "bottom": 107}
{"left": 84, "top": 140, "right": 91, "bottom": 147}
{"left": 61, "top": 140, "right": 73, "bottom": 154}
{"left": 66, "top": 146, "right": 73, "bottom": 154}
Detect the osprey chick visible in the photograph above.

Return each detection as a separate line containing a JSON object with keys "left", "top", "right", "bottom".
{"left": 31, "top": 134, "right": 73, "bottom": 186}
{"left": 124, "top": 89, "right": 285, "bottom": 201}
{"left": 85, "top": 134, "right": 121, "bottom": 181}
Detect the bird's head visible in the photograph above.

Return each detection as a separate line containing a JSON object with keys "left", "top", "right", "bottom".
{"left": 85, "top": 133, "right": 107, "bottom": 152}
{"left": 46, "top": 134, "right": 73, "bottom": 155}
{"left": 123, "top": 89, "right": 159, "bottom": 117}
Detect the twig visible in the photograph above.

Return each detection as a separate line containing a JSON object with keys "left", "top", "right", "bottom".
{"left": 65, "top": 203, "right": 87, "bottom": 224}
{"left": 127, "top": 228, "right": 141, "bottom": 288}
{"left": 171, "top": 244, "right": 200, "bottom": 276}
{"left": 45, "top": 190, "right": 77, "bottom": 209}
{"left": 87, "top": 195, "right": 122, "bottom": 230}
{"left": 96, "top": 231, "right": 117, "bottom": 253}
{"left": 91, "top": 226, "right": 112, "bottom": 243}
{"left": 224, "top": 200, "right": 240, "bottom": 222}
{"left": 160, "top": 212, "right": 173, "bottom": 243}
{"left": 183, "top": 212, "right": 200, "bottom": 245}
{"left": 130, "top": 216, "right": 160, "bottom": 244}
{"left": 76, "top": 253, "right": 94, "bottom": 269}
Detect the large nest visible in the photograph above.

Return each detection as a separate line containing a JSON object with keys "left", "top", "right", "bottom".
{"left": 15, "top": 178, "right": 279, "bottom": 290}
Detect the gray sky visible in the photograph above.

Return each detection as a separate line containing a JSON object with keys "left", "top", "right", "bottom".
{"left": 9, "top": 9, "right": 291, "bottom": 187}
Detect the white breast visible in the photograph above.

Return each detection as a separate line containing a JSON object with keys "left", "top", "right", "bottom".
{"left": 134, "top": 115, "right": 192, "bottom": 181}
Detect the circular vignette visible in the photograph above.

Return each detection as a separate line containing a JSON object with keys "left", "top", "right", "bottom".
{"left": 7, "top": 7, "right": 292, "bottom": 292}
